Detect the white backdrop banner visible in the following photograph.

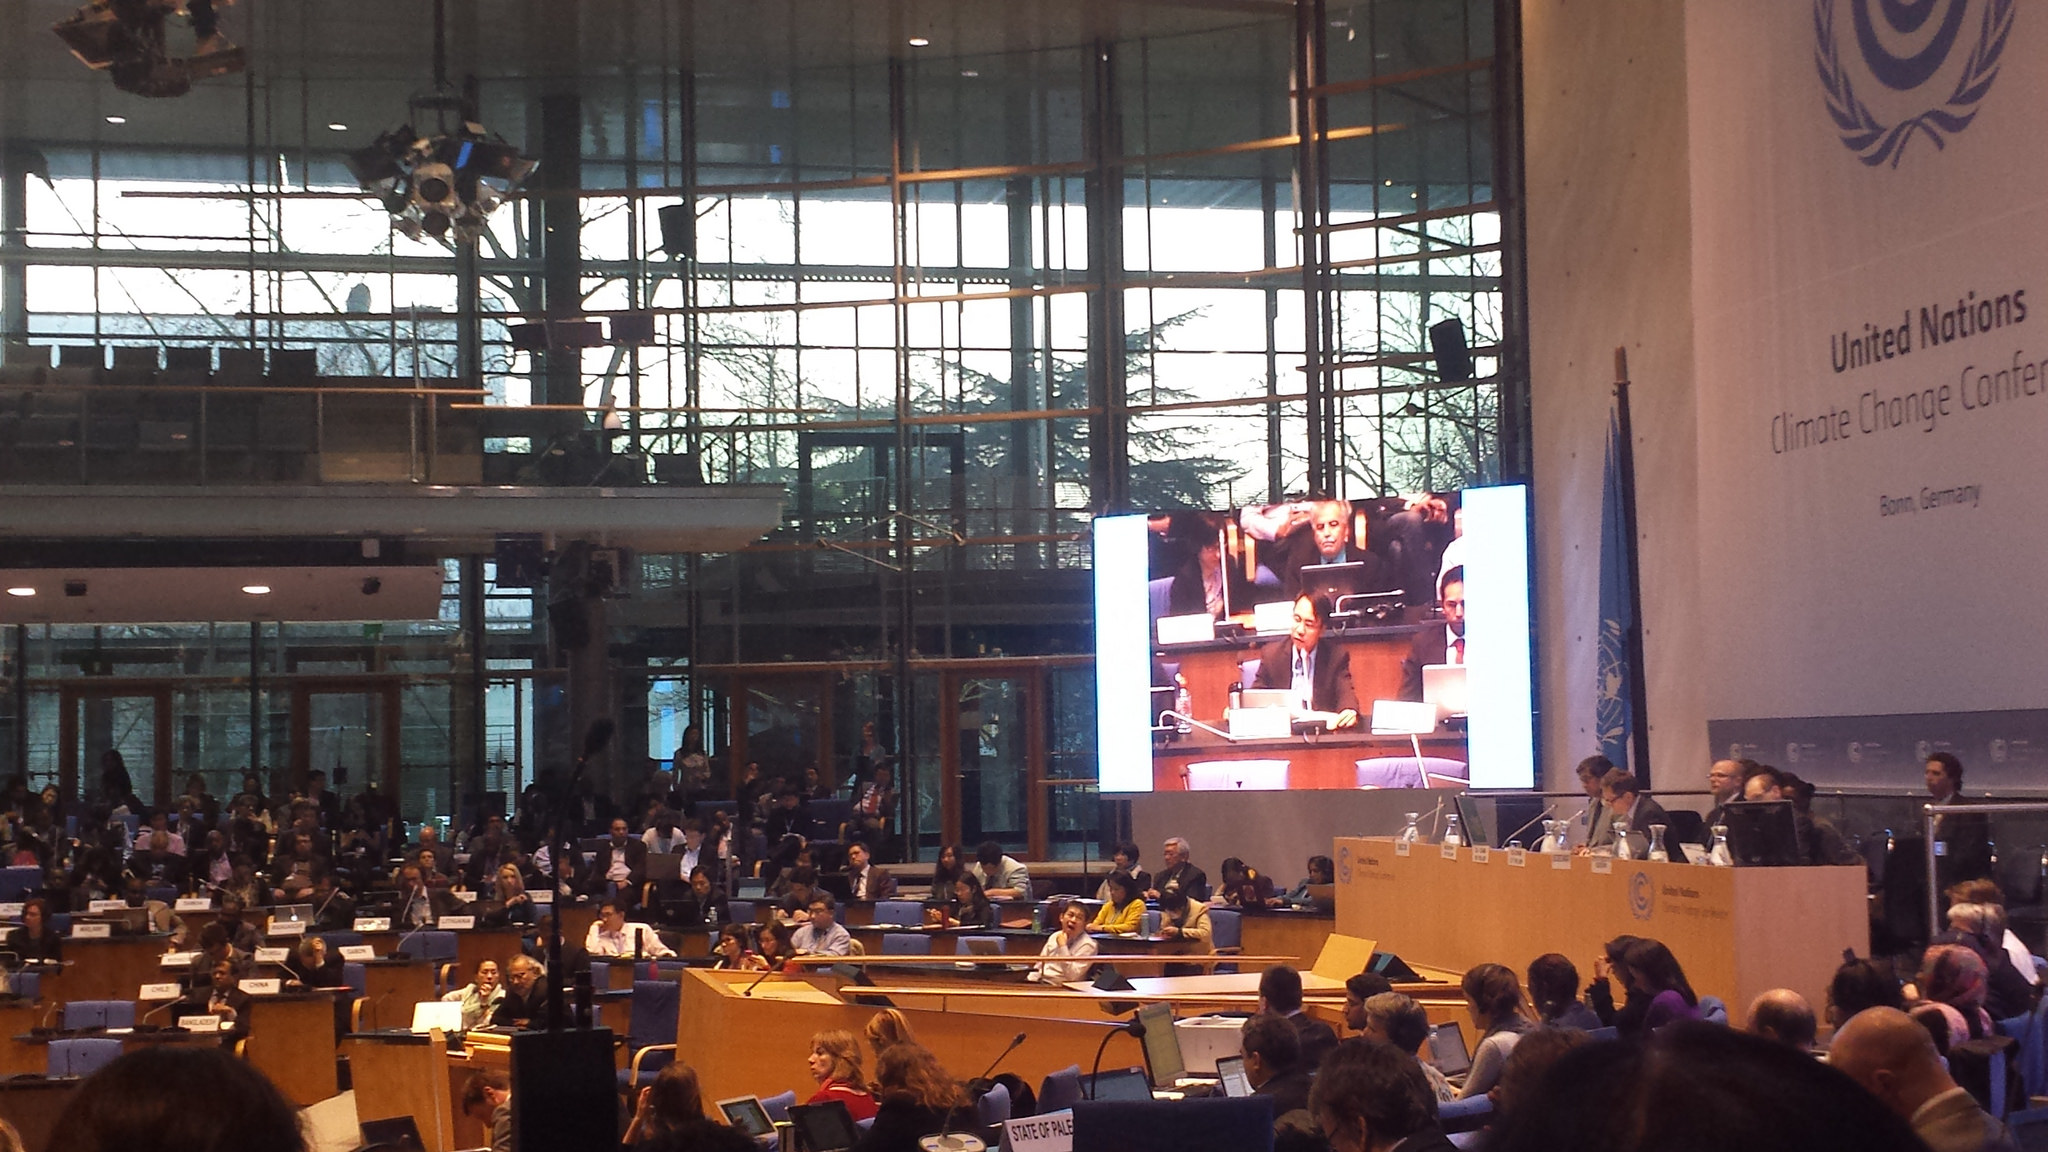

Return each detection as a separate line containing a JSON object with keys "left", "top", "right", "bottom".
{"left": 1687, "top": 0, "right": 2048, "bottom": 786}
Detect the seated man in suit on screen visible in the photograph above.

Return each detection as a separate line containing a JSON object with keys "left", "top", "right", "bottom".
{"left": 1167, "top": 512, "right": 1256, "bottom": 619}
{"left": 1399, "top": 565, "right": 1465, "bottom": 701}
{"left": 1251, "top": 593, "right": 1359, "bottom": 728}
{"left": 1280, "top": 498, "right": 1392, "bottom": 602}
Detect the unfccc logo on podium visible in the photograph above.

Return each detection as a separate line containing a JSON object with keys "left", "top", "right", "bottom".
{"left": 1815, "top": 0, "right": 2014, "bottom": 167}
{"left": 1629, "top": 871, "right": 1656, "bottom": 921}
{"left": 1337, "top": 845, "right": 1352, "bottom": 884}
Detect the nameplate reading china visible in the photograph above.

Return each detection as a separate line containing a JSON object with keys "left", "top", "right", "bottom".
{"left": 254, "top": 947, "right": 290, "bottom": 964}
{"left": 70, "top": 921, "right": 111, "bottom": 939}
{"left": 353, "top": 917, "right": 392, "bottom": 932}
{"left": 238, "top": 978, "right": 281, "bottom": 995}
{"left": 437, "top": 915, "right": 476, "bottom": 930}
{"left": 1590, "top": 858, "right": 1613, "bottom": 875}
{"left": 89, "top": 899, "right": 124, "bottom": 913}
{"left": 1439, "top": 843, "right": 1459, "bottom": 860}
{"left": 1549, "top": 853, "right": 1572, "bottom": 871}
{"left": 139, "top": 982, "right": 181, "bottom": 1000}
{"left": 1394, "top": 840, "right": 1411, "bottom": 857}
{"left": 184, "top": 1015, "right": 222, "bottom": 1033}
{"left": 1505, "top": 848, "right": 1527, "bottom": 867}
{"left": 1470, "top": 846, "right": 1491, "bottom": 864}
{"left": 340, "top": 945, "right": 376, "bottom": 962}
{"left": 174, "top": 898, "right": 212, "bottom": 912}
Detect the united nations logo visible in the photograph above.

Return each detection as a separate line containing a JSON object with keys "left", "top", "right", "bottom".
{"left": 1815, "top": 0, "right": 2015, "bottom": 167}
{"left": 1848, "top": 741, "right": 1864, "bottom": 763}
{"left": 1991, "top": 739, "right": 2008, "bottom": 763}
{"left": 1628, "top": 871, "right": 1656, "bottom": 921}
{"left": 1337, "top": 846, "right": 1352, "bottom": 884}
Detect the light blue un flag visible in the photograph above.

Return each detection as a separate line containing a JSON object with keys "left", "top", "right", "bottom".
{"left": 1596, "top": 404, "right": 1633, "bottom": 770}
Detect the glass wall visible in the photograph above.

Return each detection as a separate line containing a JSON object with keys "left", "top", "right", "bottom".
{"left": 0, "top": 0, "right": 1516, "bottom": 850}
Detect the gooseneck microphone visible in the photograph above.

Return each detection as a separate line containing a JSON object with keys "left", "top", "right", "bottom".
{"left": 1087, "top": 1016, "right": 1145, "bottom": 1099}
{"left": 919, "top": 1031, "right": 1027, "bottom": 1152}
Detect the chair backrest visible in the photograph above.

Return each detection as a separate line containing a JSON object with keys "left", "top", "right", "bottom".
{"left": 13, "top": 972, "right": 40, "bottom": 1001}
{"left": 1999, "top": 1006, "right": 2048, "bottom": 1100}
{"left": 882, "top": 933, "right": 932, "bottom": 955}
{"left": 62, "top": 1000, "right": 135, "bottom": 1030}
{"left": 1438, "top": 1094, "right": 1494, "bottom": 1133}
{"left": 873, "top": 900, "right": 923, "bottom": 926}
{"left": 1070, "top": 1099, "right": 1274, "bottom": 1152}
{"left": 144, "top": 885, "right": 177, "bottom": 904}
{"left": 316, "top": 931, "right": 365, "bottom": 949}
{"left": 728, "top": 900, "right": 758, "bottom": 926}
{"left": 761, "top": 1090, "right": 797, "bottom": 1124}
{"left": 343, "top": 961, "right": 368, "bottom": 996}
{"left": 1207, "top": 908, "right": 1242, "bottom": 951}
{"left": 977, "top": 1081, "right": 1012, "bottom": 1127}
{"left": 1585, "top": 1025, "right": 1619, "bottom": 1042}
{"left": 2007, "top": 1104, "right": 2048, "bottom": 1152}
{"left": 629, "top": 980, "right": 681, "bottom": 1049}
{"left": 48, "top": 1037, "right": 123, "bottom": 1078}
{"left": 0, "top": 866, "right": 41, "bottom": 901}
{"left": 1038, "top": 1064, "right": 1083, "bottom": 1115}
{"left": 959, "top": 935, "right": 1006, "bottom": 956}
{"left": 1696, "top": 995, "right": 1729, "bottom": 1026}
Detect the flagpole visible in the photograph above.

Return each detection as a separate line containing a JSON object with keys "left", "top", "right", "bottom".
{"left": 1612, "top": 347, "right": 1654, "bottom": 786}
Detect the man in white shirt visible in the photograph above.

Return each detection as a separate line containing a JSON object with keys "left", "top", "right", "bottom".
{"left": 133, "top": 813, "right": 187, "bottom": 856}
{"left": 584, "top": 900, "right": 674, "bottom": 959}
{"left": 791, "top": 894, "right": 852, "bottom": 956}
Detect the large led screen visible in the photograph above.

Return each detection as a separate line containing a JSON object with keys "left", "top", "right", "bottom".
{"left": 1095, "top": 485, "right": 1535, "bottom": 792}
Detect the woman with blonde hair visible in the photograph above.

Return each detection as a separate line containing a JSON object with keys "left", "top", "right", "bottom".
{"left": 804, "top": 1029, "right": 878, "bottom": 1121}
{"left": 854, "top": 1043, "right": 965, "bottom": 1152}
{"left": 863, "top": 1008, "right": 918, "bottom": 1063}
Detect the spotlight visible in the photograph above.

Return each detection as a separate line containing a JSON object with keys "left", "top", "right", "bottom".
{"left": 104, "top": 115, "right": 126, "bottom": 124}
{"left": 908, "top": 36, "right": 930, "bottom": 47}
{"left": 360, "top": 577, "right": 382, "bottom": 596}
{"left": 5, "top": 588, "right": 34, "bottom": 598}
{"left": 327, "top": 122, "right": 348, "bottom": 132}
{"left": 241, "top": 584, "right": 271, "bottom": 595}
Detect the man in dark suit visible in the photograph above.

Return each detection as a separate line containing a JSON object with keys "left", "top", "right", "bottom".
{"left": 1259, "top": 965, "right": 1340, "bottom": 1070}
{"left": 1240, "top": 1013, "right": 1314, "bottom": 1133}
{"left": 842, "top": 841, "right": 897, "bottom": 902}
{"left": 1399, "top": 566, "right": 1465, "bottom": 701}
{"left": 1596, "top": 770, "right": 1669, "bottom": 855}
{"left": 586, "top": 817, "right": 648, "bottom": 908}
{"left": 491, "top": 953, "right": 550, "bottom": 1028}
{"left": 1251, "top": 593, "right": 1360, "bottom": 727}
{"left": 1280, "top": 498, "right": 1392, "bottom": 601}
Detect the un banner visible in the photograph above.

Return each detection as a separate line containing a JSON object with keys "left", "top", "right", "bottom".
{"left": 1596, "top": 406, "right": 1632, "bottom": 772}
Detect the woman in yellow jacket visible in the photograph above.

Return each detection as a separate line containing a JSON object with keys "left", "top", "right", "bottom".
{"left": 1090, "top": 871, "right": 1146, "bottom": 934}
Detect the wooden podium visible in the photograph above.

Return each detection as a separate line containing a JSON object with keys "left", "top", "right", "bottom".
{"left": 1331, "top": 837, "right": 1867, "bottom": 1028}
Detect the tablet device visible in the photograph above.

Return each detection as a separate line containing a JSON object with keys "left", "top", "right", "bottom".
{"left": 1088, "top": 1065, "right": 1154, "bottom": 1101}
{"left": 409, "top": 1000, "right": 464, "bottom": 1034}
{"left": 716, "top": 1096, "right": 774, "bottom": 1139}
{"left": 358, "top": 1116, "right": 427, "bottom": 1151}
{"left": 1217, "top": 1054, "right": 1252, "bottom": 1098}
{"left": 788, "top": 1100, "right": 861, "bottom": 1152}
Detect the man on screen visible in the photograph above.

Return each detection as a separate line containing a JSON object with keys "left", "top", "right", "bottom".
{"left": 1251, "top": 593, "right": 1359, "bottom": 727}
{"left": 1399, "top": 566, "right": 1465, "bottom": 701}
{"left": 1281, "top": 498, "right": 1391, "bottom": 600}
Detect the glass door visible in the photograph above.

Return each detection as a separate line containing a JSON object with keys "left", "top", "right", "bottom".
{"left": 59, "top": 684, "right": 171, "bottom": 811}
{"left": 954, "top": 676, "right": 1030, "bottom": 854}
{"left": 289, "top": 679, "right": 400, "bottom": 811}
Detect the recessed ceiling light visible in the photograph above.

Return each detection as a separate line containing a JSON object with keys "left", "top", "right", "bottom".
{"left": 4, "top": 588, "right": 33, "bottom": 598}
{"left": 960, "top": 69, "right": 979, "bottom": 77}
{"left": 907, "top": 36, "right": 930, "bottom": 47}
{"left": 327, "top": 122, "right": 348, "bottom": 132}
{"left": 104, "top": 115, "right": 127, "bottom": 125}
{"left": 241, "top": 584, "right": 272, "bottom": 595}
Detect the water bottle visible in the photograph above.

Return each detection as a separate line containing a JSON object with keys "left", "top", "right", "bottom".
{"left": 1708, "top": 825, "right": 1733, "bottom": 867}
{"left": 1443, "top": 814, "right": 1464, "bottom": 848}
{"left": 1646, "top": 823, "right": 1669, "bottom": 863}
{"left": 1173, "top": 683, "right": 1192, "bottom": 735}
{"left": 1612, "top": 818, "right": 1634, "bottom": 860}
{"left": 1399, "top": 813, "right": 1422, "bottom": 843}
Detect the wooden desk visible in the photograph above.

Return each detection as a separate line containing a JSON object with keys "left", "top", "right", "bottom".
{"left": 344, "top": 1033, "right": 460, "bottom": 1152}
{"left": 1238, "top": 909, "right": 1334, "bottom": 964}
{"left": 245, "top": 991, "right": 343, "bottom": 1105}
{"left": 1150, "top": 730, "right": 1468, "bottom": 791}
{"left": 42, "top": 935, "right": 175, "bottom": 1003}
{"left": 356, "top": 959, "right": 436, "bottom": 1032}
{"left": 677, "top": 970, "right": 1136, "bottom": 1106}
{"left": 1331, "top": 837, "right": 1868, "bottom": 1028}
{"left": 0, "top": 1002, "right": 47, "bottom": 1077}
{"left": 0, "top": 1078, "right": 78, "bottom": 1152}
{"left": 1162, "top": 625, "right": 1419, "bottom": 722}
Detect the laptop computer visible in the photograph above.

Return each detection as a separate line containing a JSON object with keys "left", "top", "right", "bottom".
{"left": 735, "top": 878, "right": 769, "bottom": 899}
{"left": 269, "top": 903, "right": 315, "bottom": 928}
{"left": 645, "top": 853, "right": 684, "bottom": 882}
{"left": 788, "top": 1100, "right": 862, "bottom": 1152}
{"left": 358, "top": 1116, "right": 427, "bottom": 1151}
{"left": 1216, "top": 1054, "right": 1252, "bottom": 1098}
{"left": 1423, "top": 663, "right": 1469, "bottom": 716}
{"left": 1088, "top": 1066, "right": 1154, "bottom": 1101}
{"left": 409, "top": 1000, "right": 464, "bottom": 1034}
{"left": 716, "top": 1096, "right": 775, "bottom": 1139}
{"left": 1681, "top": 842, "right": 1713, "bottom": 865}
{"left": 1426, "top": 1021, "right": 1472, "bottom": 1078}
{"left": 1453, "top": 793, "right": 1490, "bottom": 849}
{"left": 1137, "top": 1002, "right": 1186, "bottom": 1088}
{"left": 1299, "top": 561, "right": 1369, "bottom": 605}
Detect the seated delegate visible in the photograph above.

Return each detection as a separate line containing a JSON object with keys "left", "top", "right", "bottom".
{"left": 1034, "top": 899, "right": 1098, "bottom": 983}
{"left": 804, "top": 1029, "right": 879, "bottom": 1122}
{"left": 1090, "top": 872, "right": 1145, "bottom": 935}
